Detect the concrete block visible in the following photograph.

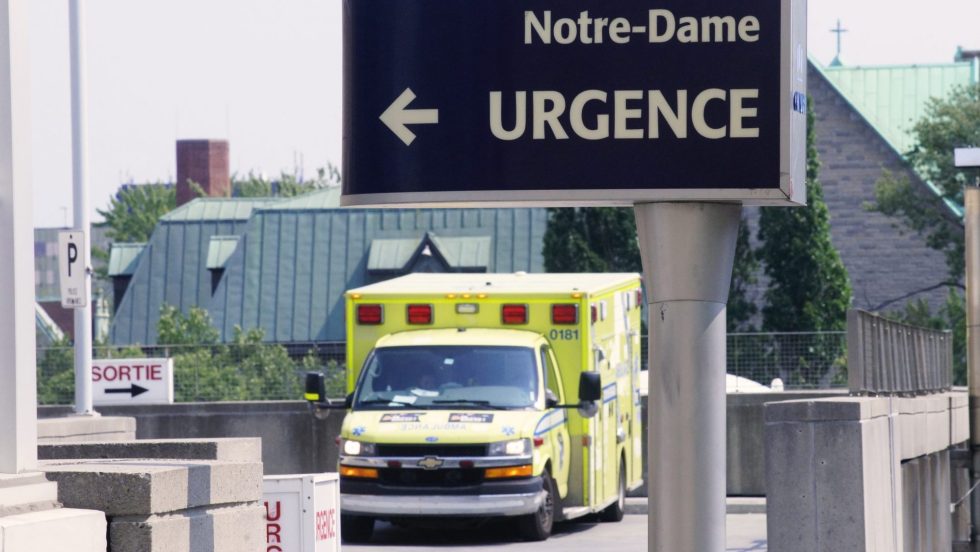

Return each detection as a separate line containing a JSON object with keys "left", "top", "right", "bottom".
{"left": 0, "top": 473, "right": 58, "bottom": 516}
{"left": 40, "top": 459, "right": 262, "bottom": 516}
{"left": 766, "top": 408, "right": 903, "bottom": 551}
{"left": 765, "top": 420, "right": 818, "bottom": 550}
{"left": 0, "top": 508, "right": 106, "bottom": 552}
{"left": 765, "top": 396, "right": 890, "bottom": 423}
{"left": 37, "top": 416, "right": 136, "bottom": 444}
{"left": 40, "top": 438, "right": 261, "bottom": 463}
{"left": 109, "top": 502, "right": 263, "bottom": 552}
{"left": 925, "top": 398, "right": 951, "bottom": 455}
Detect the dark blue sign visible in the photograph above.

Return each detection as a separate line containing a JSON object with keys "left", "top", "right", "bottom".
{"left": 342, "top": 0, "right": 806, "bottom": 206}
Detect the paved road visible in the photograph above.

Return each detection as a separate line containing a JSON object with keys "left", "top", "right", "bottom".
{"left": 344, "top": 514, "right": 768, "bottom": 551}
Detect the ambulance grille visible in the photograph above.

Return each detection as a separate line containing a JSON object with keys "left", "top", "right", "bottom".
{"left": 378, "top": 468, "right": 484, "bottom": 487}
{"left": 374, "top": 444, "right": 488, "bottom": 457}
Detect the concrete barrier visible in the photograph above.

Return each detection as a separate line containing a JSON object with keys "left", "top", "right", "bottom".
{"left": 40, "top": 438, "right": 266, "bottom": 552}
{"left": 41, "top": 393, "right": 845, "bottom": 495}
{"left": 764, "top": 392, "right": 968, "bottom": 552}
{"left": 37, "top": 416, "right": 135, "bottom": 444}
{"left": 40, "top": 402, "right": 343, "bottom": 476}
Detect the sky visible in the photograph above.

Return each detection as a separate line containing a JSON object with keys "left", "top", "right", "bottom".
{"left": 27, "top": 0, "right": 980, "bottom": 228}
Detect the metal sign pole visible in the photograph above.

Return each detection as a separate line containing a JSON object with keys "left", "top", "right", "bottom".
{"left": 963, "top": 186, "right": 980, "bottom": 550}
{"left": 70, "top": 0, "right": 95, "bottom": 415}
{"left": 635, "top": 201, "right": 741, "bottom": 552}
{"left": 0, "top": 0, "right": 38, "bottom": 474}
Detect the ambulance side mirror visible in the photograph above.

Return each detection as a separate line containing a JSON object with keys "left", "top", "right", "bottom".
{"left": 305, "top": 372, "right": 327, "bottom": 402}
{"left": 578, "top": 372, "right": 602, "bottom": 402}
{"left": 304, "top": 372, "right": 350, "bottom": 410}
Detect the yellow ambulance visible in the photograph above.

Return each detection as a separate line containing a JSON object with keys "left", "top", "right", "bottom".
{"left": 305, "top": 273, "right": 644, "bottom": 542}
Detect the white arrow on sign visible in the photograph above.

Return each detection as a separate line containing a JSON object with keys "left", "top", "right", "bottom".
{"left": 379, "top": 88, "right": 439, "bottom": 146}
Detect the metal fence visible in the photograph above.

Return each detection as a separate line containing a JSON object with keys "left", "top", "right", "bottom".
{"left": 846, "top": 309, "right": 953, "bottom": 395}
{"left": 37, "top": 331, "right": 849, "bottom": 405}
{"left": 36, "top": 342, "right": 347, "bottom": 406}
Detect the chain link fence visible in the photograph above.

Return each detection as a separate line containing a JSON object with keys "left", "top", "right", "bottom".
{"left": 37, "top": 331, "right": 847, "bottom": 405}
{"left": 37, "top": 342, "right": 346, "bottom": 406}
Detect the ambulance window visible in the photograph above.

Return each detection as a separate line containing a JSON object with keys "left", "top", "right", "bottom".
{"left": 541, "top": 346, "right": 562, "bottom": 402}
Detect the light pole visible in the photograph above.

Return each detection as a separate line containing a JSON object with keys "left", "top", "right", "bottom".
{"left": 70, "top": 0, "right": 95, "bottom": 416}
{"left": 957, "top": 146, "right": 980, "bottom": 550}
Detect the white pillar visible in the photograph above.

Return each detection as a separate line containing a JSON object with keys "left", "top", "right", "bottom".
{"left": 0, "top": 0, "right": 37, "bottom": 474}
{"left": 70, "top": 0, "right": 94, "bottom": 415}
{"left": 635, "top": 201, "right": 741, "bottom": 552}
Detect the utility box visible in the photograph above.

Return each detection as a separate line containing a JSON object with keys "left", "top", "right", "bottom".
{"left": 263, "top": 473, "right": 340, "bottom": 552}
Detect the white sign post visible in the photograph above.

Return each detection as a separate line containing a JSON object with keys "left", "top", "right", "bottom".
{"left": 91, "top": 358, "right": 174, "bottom": 406}
{"left": 58, "top": 230, "right": 88, "bottom": 308}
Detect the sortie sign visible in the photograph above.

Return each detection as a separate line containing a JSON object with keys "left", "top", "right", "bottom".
{"left": 91, "top": 358, "right": 174, "bottom": 406}
{"left": 342, "top": 0, "right": 807, "bottom": 207}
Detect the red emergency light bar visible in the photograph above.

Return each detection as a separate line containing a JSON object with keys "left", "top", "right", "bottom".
{"left": 551, "top": 304, "right": 578, "bottom": 325}
{"left": 357, "top": 304, "right": 383, "bottom": 325}
{"left": 502, "top": 304, "right": 528, "bottom": 324}
{"left": 407, "top": 304, "right": 433, "bottom": 324}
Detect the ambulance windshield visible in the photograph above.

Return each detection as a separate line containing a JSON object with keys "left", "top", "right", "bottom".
{"left": 353, "top": 345, "right": 539, "bottom": 410}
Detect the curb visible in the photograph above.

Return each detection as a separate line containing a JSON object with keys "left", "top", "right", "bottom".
{"left": 624, "top": 497, "right": 767, "bottom": 515}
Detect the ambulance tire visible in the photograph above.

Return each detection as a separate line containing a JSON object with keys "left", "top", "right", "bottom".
{"left": 519, "top": 474, "right": 556, "bottom": 541}
{"left": 341, "top": 514, "right": 374, "bottom": 543}
{"left": 600, "top": 461, "right": 626, "bottom": 522}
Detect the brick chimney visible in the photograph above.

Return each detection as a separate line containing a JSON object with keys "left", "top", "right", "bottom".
{"left": 176, "top": 140, "right": 230, "bottom": 206}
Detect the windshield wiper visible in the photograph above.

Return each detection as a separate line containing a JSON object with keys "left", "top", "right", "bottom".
{"left": 356, "top": 398, "right": 422, "bottom": 408}
{"left": 431, "top": 399, "right": 508, "bottom": 410}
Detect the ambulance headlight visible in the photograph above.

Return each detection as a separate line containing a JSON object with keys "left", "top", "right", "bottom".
{"left": 342, "top": 439, "right": 376, "bottom": 456}
{"left": 489, "top": 438, "right": 530, "bottom": 456}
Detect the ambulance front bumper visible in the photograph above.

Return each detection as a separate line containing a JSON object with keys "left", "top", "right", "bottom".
{"left": 341, "top": 490, "right": 547, "bottom": 517}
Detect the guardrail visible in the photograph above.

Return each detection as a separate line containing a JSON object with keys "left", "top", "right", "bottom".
{"left": 847, "top": 309, "right": 953, "bottom": 395}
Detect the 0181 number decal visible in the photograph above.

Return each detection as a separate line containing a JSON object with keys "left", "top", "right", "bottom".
{"left": 549, "top": 329, "right": 579, "bottom": 341}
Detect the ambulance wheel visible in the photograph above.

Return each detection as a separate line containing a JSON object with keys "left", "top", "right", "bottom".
{"left": 519, "top": 475, "right": 556, "bottom": 541}
{"left": 341, "top": 514, "right": 374, "bottom": 543}
{"left": 600, "top": 461, "right": 626, "bottom": 522}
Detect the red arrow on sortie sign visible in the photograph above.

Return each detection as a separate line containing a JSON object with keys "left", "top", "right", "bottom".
{"left": 104, "top": 384, "right": 149, "bottom": 398}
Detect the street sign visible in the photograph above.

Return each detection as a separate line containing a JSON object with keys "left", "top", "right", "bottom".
{"left": 91, "top": 358, "right": 174, "bottom": 406}
{"left": 955, "top": 148, "right": 980, "bottom": 168}
{"left": 58, "top": 230, "right": 88, "bottom": 308}
{"left": 342, "top": 0, "right": 807, "bottom": 207}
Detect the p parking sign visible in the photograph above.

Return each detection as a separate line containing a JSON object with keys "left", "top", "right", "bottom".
{"left": 58, "top": 230, "right": 87, "bottom": 308}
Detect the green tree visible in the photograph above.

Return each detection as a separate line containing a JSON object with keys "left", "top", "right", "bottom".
{"left": 728, "top": 218, "right": 759, "bottom": 332}
{"left": 754, "top": 98, "right": 851, "bottom": 387}
{"left": 156, "top": 304, "right": 317, "bottom": 401}
{"left": 233, "top": 164, "right": 342, "bottom": 198}
{"left": 542, "top": 208, "right": 640, "bottom": 273}
{"left": 97, "top": 184, "right": 177, "bottom": 243}
{"left": 757, "top": 98, "right": 852, "bottom": 333}
{"left": 871, "top": 83, "right": 980, "bottom": 280}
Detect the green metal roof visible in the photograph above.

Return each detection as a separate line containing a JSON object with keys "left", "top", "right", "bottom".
{"left": 206, "top": 236, "right": 240, "bottom": 270}
{"left": 161, "top": 197, "right": 276, "bottom": 222}
{"left": 211, "top": 208, "right": 547, "bottom": 343}
{"left": 107, "top": 243, "right": 146, "bottom": 277}
{"left": 367, "top": 238, "right": 421, "bottom": 271}
{"left": 366, "top": 233, "right": 493, "bottom": 272}
{"left": 821, "top": 62, "right": 975, "bottom": 156}
{"left": 430, "top": 234, "right": 492, "bottom": 269}
{"left": 267, "top": 187, "right": 342, "bottom": 210}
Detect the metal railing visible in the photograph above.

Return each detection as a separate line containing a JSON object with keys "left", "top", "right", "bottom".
{"left": 847, "top": 309, "right": 953, "bottom": 395}
{"left": 37, "top": 331, "right": 851, "bottom": 405}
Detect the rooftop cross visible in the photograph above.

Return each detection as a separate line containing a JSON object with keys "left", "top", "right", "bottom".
{"left": 830, "top": 19, "right": 848, "bottom": 67}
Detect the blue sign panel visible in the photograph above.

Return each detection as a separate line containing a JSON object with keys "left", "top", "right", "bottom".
{"left": 342, "top": 0, "right": 806, "bottom": 206}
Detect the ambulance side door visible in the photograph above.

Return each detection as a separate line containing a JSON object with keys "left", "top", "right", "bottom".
{"left": 541, "top": 345, "right": 571, "bottom": 498}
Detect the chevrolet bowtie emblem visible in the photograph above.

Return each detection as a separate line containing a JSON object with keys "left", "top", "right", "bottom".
{"left": 417, "top": 456, "right": 444, "bottom": 470}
